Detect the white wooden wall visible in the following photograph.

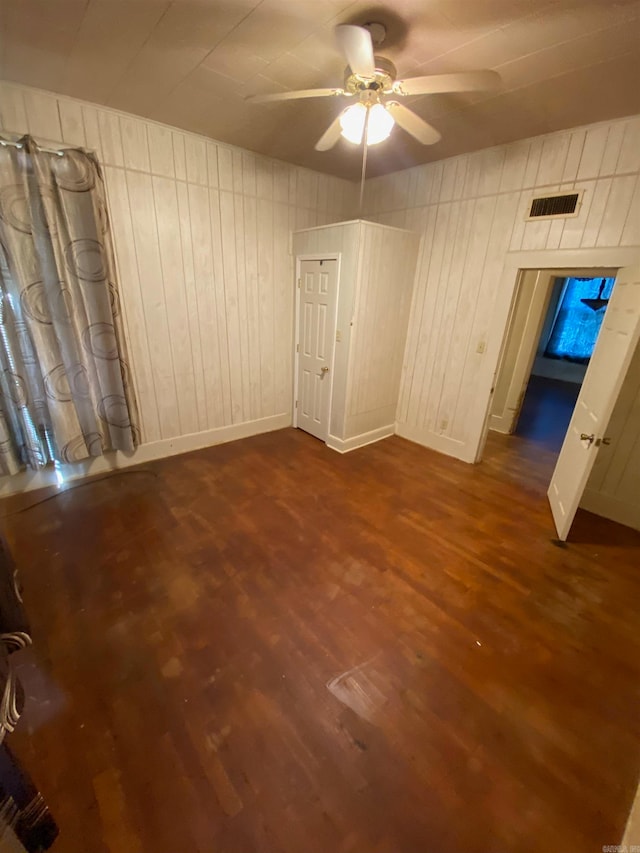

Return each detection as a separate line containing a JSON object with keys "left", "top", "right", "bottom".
{"left": 0, "top": 82, "right": 357, "bottom": 481}
{"left": 345, "top": 222, "right": 419, "bottom": 440}
{"left": 581, "top": 338, "right": 640, "bottom": 531}
{"left": 363, "top": 114, "right": 640, "bottom": 461}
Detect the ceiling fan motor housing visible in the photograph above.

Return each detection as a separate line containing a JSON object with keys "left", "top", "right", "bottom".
{"left": 344, "top": 56, "right": 397, "bottom": 94}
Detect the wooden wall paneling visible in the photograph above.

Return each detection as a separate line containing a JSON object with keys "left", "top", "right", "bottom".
{"left": 621, "top": 176, "right": 640, "bottom": 246}
{"left": 233, "top": 192, "right": 252, "bottom": 421}
{"left": 580, "top": 179, "right": 613, "bottom": 247}
{"left": 206, "top": 142, "right": 219, "bottom": 189}
{"left": 207, "top": 187, "right": 233, "bottom": 426}
{"left": 431, "top": 200, "right": 476, "bottom": 435}
{"left": 535, "top": 134, "right": 571, "bottom": 187}
{"left": 58, "top": 98, "right": 86, "bottom": 147}
{"left": 452, "top": 192, "right": 520, "bottom": 443}
{"left": 499, "top": 141, "right": 531, "bottom": 193}
{"left": 175, "top": 181, "right": 208, "bottom": 433}
{"left": 617, "top": 117, "right": 640, "bottom": 174}
{"left": 257, "top": 197, "right": 276, "bottom": 418}
{"left": 446, "top": 195, "right": 499, "bottom": 441}
{"left": 185, "top": 134, "right": 208, "bottom": 186}
{"left": 120, "top": 115, "right": 150, "bottom": 172}
{"left": 577, "top": 125, "right": 610, "bottom": 181}
{"left": 97, "top": 110, "right": 124, "bottom": 167}
{"left": 412, "top": 204, "right": 454, "bottom": 430}
{"left": 599, "top": 121, "right": 627, "bottom": 175}
{"left": 243, "top": 191, "right": 263, "bottom": 421}
{"left": 23, "top": 88, "right": 62, "bottom": 141}
{"left": 0, "top": 82, "right": 27, "bottom": 133}
{"left": 217, "top": 146, "right": 233, "bottom": 192}
{"left": 81, "top": 106, "right": 103, "bottom": 159}
{"left": 147, "top": 123, "right": 176, "bottom": 179}
{"left": 216, "top": 189, "right": 243, "bottom": 423}
{"left": 397, "top": 207, "right": 436, "bottom": 426}
{"left": 102, "top": 166, "right": 161, "bottom": 443}
{"left": 172, "top": 132, "right": 187, "bottom": 181}
{"left": 151, "top": 175, "right": 200, "bottom": 435}
{"left": 274, "top": 201, "right": 294, "bottom": 415}
{"left": 125, "top": 169, "right": 182, "bottom": 439}
{"left": 596, "top": 176, "right": 637, "bottom": 247}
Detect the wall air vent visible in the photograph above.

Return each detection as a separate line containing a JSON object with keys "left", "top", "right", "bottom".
{"left": 527, "top": 191, "right": 582, "bottom": 220}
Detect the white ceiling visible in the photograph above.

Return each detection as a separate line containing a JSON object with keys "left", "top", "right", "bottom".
{"left": 1, "top": 0, "right": 639, "bottom": 179}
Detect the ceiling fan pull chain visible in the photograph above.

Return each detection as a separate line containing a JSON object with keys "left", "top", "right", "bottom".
{"left": 359, "top": 108, "right": 370, "bottom": 212}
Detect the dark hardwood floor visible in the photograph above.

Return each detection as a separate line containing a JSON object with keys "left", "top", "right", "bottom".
{"left": 3, "top": 427, "right": 640, "bottom": 853}
{"left": 514, "top": 374, "right": 582, "bottom": 453}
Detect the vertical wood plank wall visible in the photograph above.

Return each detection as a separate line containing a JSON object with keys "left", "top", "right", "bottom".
{"left": 345, "top": 222, "right": 419, "bottom": 440}
{"left": 363, "top": 114, "right": 640, "bottom": 462}
{"left": 581, "top": 338, "right": 640, "bottom": 531}
{"left": 0, "top": 82, "right": 357, "bottom": 489}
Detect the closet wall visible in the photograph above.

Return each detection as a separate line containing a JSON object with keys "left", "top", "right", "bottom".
{"left": 363, "top": 114, "right": 640, "bottom": 462}
{"left": 293, "top": 221, "right": 419, "bottom": 450}
{"left": 0, "top": 81, "right": 357, "bottom": 493}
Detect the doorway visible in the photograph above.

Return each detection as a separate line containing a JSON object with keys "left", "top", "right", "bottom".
{"left": 294, "top": 257, "right": 339, "bottom": 442}
{"left": 483, "top": 260, "right": 640, "bottom": 540}
{"left": 490, "top": 268, "right": 616, "bottom": 455}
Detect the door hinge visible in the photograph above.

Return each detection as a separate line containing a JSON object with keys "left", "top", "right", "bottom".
{"left": 296, "top": 343, "right": 299, "bottom": 353}
{"left": 295, "top": 400, "right": 298, "bottom": 408}
{"left": 297, "top": 278, "right": 301, "bottom": 288}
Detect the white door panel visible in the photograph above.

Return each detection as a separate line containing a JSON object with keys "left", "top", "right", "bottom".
{"left": 548, "top": 264, "right": 640, "bottom": 539}
{"left": 296, "top": 259, "right": 337, "bottom": 441}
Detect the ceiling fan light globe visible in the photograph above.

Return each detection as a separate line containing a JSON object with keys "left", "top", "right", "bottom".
{"left": 366, "top": 103, "right": 394, "bottom": 144}
{"left": 340, "top": 103, "right": 366, "bottom": 144}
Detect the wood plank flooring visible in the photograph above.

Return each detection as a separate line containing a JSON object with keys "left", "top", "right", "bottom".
{"left": 3, "top": 428, "right": 640, "bottom": 853}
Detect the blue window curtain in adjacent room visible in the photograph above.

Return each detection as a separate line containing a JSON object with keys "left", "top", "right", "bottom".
{"left": 0, "top": 135, "right": 139, "bottom": 475}
{"left": 544, "top": 276, "right": 615, "bottom": 363}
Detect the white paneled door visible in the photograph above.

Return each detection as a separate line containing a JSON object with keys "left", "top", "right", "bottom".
{"left": 296, "top": 259, "right": 338, "bottom": 442}
{"left": 548, "top": 264, "right": 640, "bottom": 540}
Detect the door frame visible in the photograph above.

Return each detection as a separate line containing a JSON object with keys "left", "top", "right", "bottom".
{"left": 292, "top": 253, "right": 342, "bottom": 435}
{"left": 474, "top": 247, "right": 640, "bottom": 464}
{"left": 490, "top": 265, "right": 618, "bottom": 435}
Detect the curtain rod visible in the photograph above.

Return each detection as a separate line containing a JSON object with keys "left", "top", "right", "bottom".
{"left": 0, "top": 139, "right": 64, "bottom": 157}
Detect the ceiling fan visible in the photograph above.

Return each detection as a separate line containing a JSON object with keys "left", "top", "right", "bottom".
{"left": 246, "top": 23, "right": 501, "bottom": 152}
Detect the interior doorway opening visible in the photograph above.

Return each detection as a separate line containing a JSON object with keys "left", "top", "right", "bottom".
{"left": 491, "top": 268, "right": 616, "bottom": 456}
{"left": 483, "top": 261, "right": 640, "bottom": 540}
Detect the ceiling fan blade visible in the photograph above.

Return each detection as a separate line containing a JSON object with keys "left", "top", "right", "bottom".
{"left": 386, "top": 102, "right": 441, "bottom": 145}
{"left": 393, "top": 70, "right": 501, "bottom": 97}
{"left": 246, "top": 87, "right": 345, "bottom": 104}
{"left": 335, "top": 24, "right": 376, "bottom": 79}
{"left": 315, "top": 115, "right": 343, "bottom": 152}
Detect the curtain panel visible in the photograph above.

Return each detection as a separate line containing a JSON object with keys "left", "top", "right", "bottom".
{"left": 0, "top": 136, "right": 138, "bottom": 475}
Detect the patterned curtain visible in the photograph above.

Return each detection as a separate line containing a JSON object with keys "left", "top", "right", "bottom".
{"left": 544, "top": 276, "right": 615, "bottom": 363}
{"left": 0, "top": 136, "right": 138, "bottom": 474}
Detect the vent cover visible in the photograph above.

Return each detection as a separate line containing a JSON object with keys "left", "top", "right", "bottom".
{"left": 528, "top": 192, "right": 581, "bottom": 220}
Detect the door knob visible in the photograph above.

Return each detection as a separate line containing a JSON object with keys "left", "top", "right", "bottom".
{"left": 580, "top": 433, "right": 595, "bottom": 444}
{"left": 320, "top": 366, "right": 329, "bottom": 374}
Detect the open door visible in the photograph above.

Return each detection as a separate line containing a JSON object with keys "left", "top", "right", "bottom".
{"left": 548, "top": 263, "right": 640, "bottom": 539}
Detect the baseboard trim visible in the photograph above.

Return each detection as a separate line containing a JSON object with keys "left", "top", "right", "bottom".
{"left": 0, "top": 413, "right": 291, "bottom": 498}
{"left": 580, "top": 488, "right": 640, "bottom": 532}
{"left": 326, "top": 424, "right": 395, "bottom": 454}
{"left": 395, "top": 422, "right": 474, "bottom": 463}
